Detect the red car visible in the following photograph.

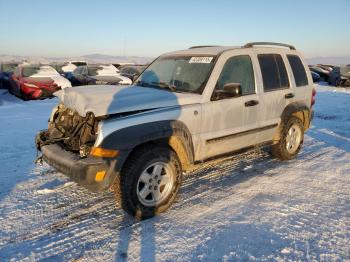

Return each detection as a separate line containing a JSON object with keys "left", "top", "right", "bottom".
{"left": 8, "top": 65, "right": 69, "bottom": 100}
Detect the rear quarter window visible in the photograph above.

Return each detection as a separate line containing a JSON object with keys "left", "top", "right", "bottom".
{"left": 258, "top": 54, "right": 290, "bottom": 91}
{"left": 287, "top": 55, "right": 308, "bottom": 86}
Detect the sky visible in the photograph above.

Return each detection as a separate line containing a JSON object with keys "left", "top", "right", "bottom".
{"left": 0, "top": 0, "right": 349, "bottom": 58}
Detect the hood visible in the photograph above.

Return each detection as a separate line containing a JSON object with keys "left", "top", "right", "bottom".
{"left": 25, "top": 77, "right": 54, "bottom": 86}
{"left": 54, "top": 85, "right": 201, "bottom": 117}
{"left": 50, "top": 75, "right": 72, "bottom": 89}
{"left": 26, "top": 75, "right": 71, "bottom": 89}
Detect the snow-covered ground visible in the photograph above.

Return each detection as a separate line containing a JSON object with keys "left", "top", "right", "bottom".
{"left": 0, "top": 85, "right": 349, "bottom": 261}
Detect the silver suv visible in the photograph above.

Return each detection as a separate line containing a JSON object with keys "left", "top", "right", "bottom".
{"left": 36, "top": 42, "right": 316, "bottom": 219}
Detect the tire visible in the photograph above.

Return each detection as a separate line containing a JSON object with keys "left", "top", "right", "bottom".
{"left": 8, "top": 84, "right": 14, "bottom": 95}
{"left": 19, "top": 90, "right": 28, "bottom": 101}
{"left": 271, "top": 116, "right": 304, "bottom": 160}
{"left": 113, "top": 145, "right": 182, "bottom": 219}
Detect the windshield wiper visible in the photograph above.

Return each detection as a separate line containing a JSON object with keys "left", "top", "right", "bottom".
{"left": 136, "top": 80, "right": 177, "bottom": 92}
{"left": 150, "top": 82, "right": 177, "bottom": 92}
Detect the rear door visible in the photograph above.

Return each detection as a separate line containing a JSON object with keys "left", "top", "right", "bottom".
{"left": 254, "top": 53, "right": 294, "bottom": 143}
{"left": 286, "top": 54, "right": 312, "bottom": 107}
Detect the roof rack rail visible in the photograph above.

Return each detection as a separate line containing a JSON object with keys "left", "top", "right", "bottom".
{"left": 189, "top": 45, "right": 219, "bottom": 49}
{"left": 243, "top": 42, "right": 296, "bottom": 50}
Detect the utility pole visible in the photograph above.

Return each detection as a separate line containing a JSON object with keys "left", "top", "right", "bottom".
{"left": 123, "top": 36, "right": 126, "bottom": 57}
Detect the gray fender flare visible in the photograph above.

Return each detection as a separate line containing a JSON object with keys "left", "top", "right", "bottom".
{"left": 274, "top": 102, "right": 312, "bottom": 142}
{"left": 100, "top": 120, "right": 195, "bottom": 171}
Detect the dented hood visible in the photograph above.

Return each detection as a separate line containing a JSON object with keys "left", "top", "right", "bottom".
{"left": 54, "top": 85, "right": 201, "bottom": 117}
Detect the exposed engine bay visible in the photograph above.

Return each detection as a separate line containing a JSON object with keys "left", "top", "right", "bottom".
{"left": 36, "top": 104, "right": 100, "bottom": 157}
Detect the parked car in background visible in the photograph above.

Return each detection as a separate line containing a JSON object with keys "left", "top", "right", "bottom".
{"left": 66, "top": 65, "right": 132, "bottom": 86}
{"left": 339, "top": 65, "right": 350, "bottom": 87}
{"left": 9, "top": 65, "right": 71, "bottom": 100}
{"left": 308, "top": 64, "right": 342, "bottom": 86}
{"left": 0, "top": 63, "right": 18, "bottom": 89}
{"left": 119, "top": 65, "right": 147, "bottom": 81}
{"left": 311, "top": 71, "right": 320, "bottom": 83}
{"left": 340, "top": 65, "right": 350, "bottom": 78}
{"left": 61, "top": 61, "right": 87, "bottom": 73}
{"left": 327, "top": 66, "right": 341, "bottom": 86}
{"left": 309, "top": 65, "right": 330, "bottom": 81}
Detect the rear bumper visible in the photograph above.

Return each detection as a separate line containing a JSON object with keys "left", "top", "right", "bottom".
{"left": 21, "top": 85, "right": 60, "bottom": 99}
{"left": 36, "top": 132, "right": 125, "bottom": 192}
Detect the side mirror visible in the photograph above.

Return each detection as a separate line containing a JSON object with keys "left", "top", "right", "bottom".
{"left": 223, "top": 83, "right": 242, "bottom": 96}
{"left": 213, "top": 83, "right": 242, "bottom": 100}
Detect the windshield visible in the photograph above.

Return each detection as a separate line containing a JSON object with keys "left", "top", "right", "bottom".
{"left": 51, "top": 64, "right": 64, "bottom": 74}
{"left": 72, "top": 62, "right": 87, "bottom": 66}
{"left": 135, "top": 56, "right": 215, "bottom": 93}
{"left": 1, "top": 63, "right": 18, "bottom": 73}
{"left": 36, "top": 66, "right": 60, "bottom": 76}
{"left": 87, "top": 66, "right": 102, "bottom": 76}
{"left": 22, "top": 66, "right": 40, "bottom": 77}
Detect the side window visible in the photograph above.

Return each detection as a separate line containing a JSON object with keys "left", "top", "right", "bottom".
{"left": 74, "top": 67, "right": 82, "bottom": 74}
{"left": 216, "top": 55, "right": 255, "bottom": 96}
{"left": 13, "top": 67, "right": 20, "bottom": 77}
{"left": 287, "top": 55, "right": 308, "bottom": 86}
{"left": 258, "top": 54, "right": 290, "bottom": 91}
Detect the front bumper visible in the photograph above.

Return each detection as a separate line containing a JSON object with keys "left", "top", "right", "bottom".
{"left": 36, "top": 132, "right": 119, "bottom": 192}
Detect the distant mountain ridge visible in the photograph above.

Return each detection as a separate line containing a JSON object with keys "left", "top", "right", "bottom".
{"left": 0, "top": 54, "right": 154, "bottom": 65}
{"left": 0, "top": 53, "right": 349, "bottom": 66}
{"left": 305, "top": 56, "right": 350, "bottom": 66}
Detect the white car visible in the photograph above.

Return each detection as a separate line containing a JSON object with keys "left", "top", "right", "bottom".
{"left": 61, "top": 61, "right": 87, "bottom": 73}
{"left": 68, "top": 64, "right": 132, "bottom": 86}
{"left": 30, "top": 65, "right": 72, "bottom": 89}
{"left": 97, "top": 64, "right": 132, "bottom": 85}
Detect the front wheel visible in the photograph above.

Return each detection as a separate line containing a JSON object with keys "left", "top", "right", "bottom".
{"left": 113, "top": 145, "right": 182, "bottom": 219}
{"left": 271, "top": 116, "right": 304, "bottom": 160}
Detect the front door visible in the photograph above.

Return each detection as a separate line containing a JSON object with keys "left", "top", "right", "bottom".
{"left": 200, "top": 54, "right": 261, "bottom": 159}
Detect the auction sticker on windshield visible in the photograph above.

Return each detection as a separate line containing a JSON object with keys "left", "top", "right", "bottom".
{"left": 189, "top": 57, "right": 213, "bottom": 63}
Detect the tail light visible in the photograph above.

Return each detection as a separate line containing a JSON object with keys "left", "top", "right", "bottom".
{"left": 311, "top": 88, "right": 316, "bottom": 107}
{"left": 23, "top": 82, "right": 39, "bottom": 88}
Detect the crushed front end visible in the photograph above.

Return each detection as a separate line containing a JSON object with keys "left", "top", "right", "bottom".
{"left": 35, "top": 104, "right": 118, "bottom": 191}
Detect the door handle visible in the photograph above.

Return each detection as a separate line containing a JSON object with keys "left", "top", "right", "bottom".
{"left": 285, "top": 93, "right": 295, "bottom": 99}
{"left": 245, "top": 100, "right": 259, "bottom": 107}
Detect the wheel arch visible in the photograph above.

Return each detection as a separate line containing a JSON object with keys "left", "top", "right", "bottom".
{"left": 100, "top": 120, "right": 195, "bottom": 172}
{"left": 273, "top": 102, "right": 311, "bottom": 142}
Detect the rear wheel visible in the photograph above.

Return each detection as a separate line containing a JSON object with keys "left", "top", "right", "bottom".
{"left": 8, "top": 84, "right": 15, "bottom": 95}
{"left": 113, "top": 145, "right": 182, "bottom": 219}
{"left": 271, "top": 116, "right": 304, "bottom": 160}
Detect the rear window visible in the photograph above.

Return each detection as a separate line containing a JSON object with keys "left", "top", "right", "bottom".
{"left": 72, "top": 62, "right": 87, "bottom": 66}
{"left": 1, "top": 63, "right": 18, "bottom": 73}
{"left": 258, "top": 54, "right": 289, "bottom": 91}
{"left": 22, "top": 66, "right": 40, "bottom": 77}
{"left": 73, "top": 66, "right": 87, "bottom": 75}
{"left": 287, "top": 55, "right": 308, "bottom": 86}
